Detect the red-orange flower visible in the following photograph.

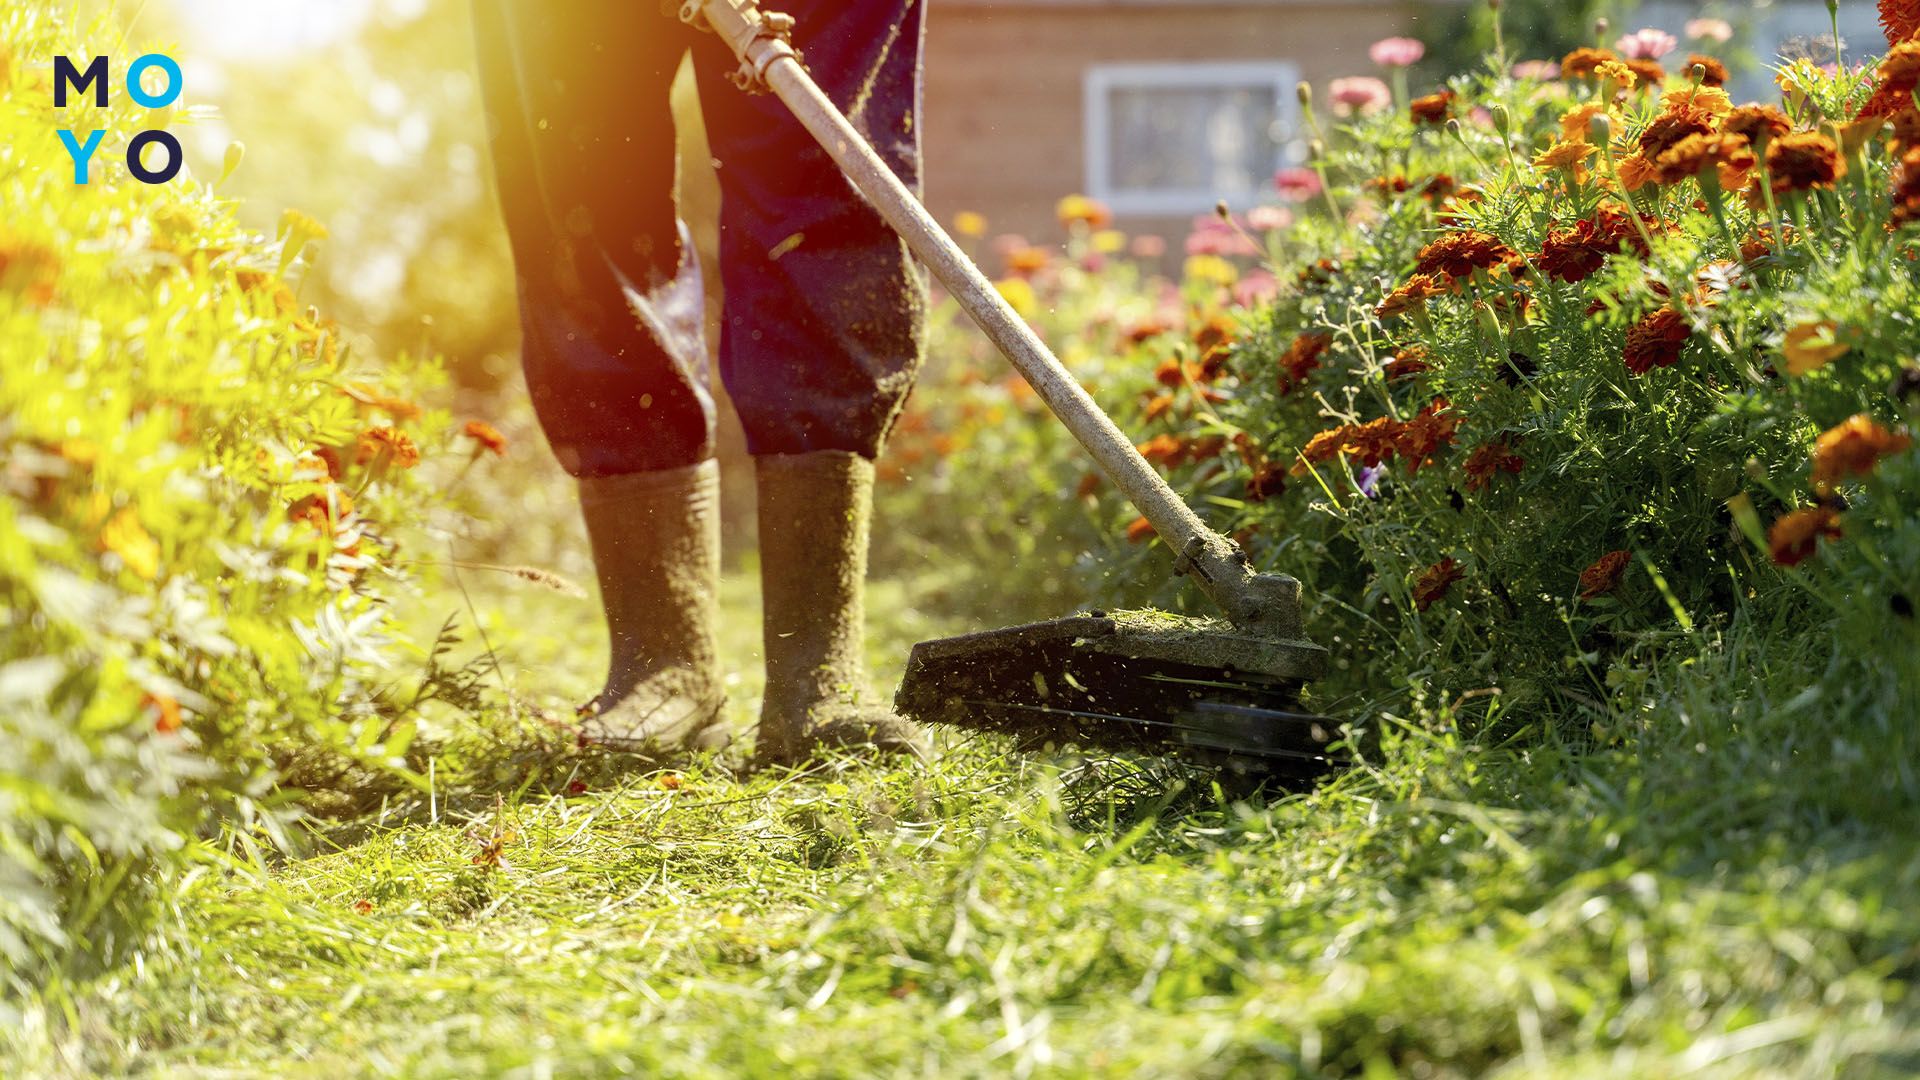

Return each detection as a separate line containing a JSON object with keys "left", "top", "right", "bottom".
{"left": 1277, "top": 332, "right": 1333, "bottom": 392}
{"left": 1415, "top": 230, "right": 1517, "bottom": 279}
{"left": 1885, "top": 0, "right": 1920, "bottom": 46}
{"left": 1721, "top": 104, "right": 1793, "bottom": 147}
{"left": 1412, "top": 557, "right": 1464, "bottom": 611}
{"left": 1623, "top": 308, "right": 1691, "bottom": 374}
{"left": 1862, "top": 37, "right": 1920, "bottom": 117}
{"left": 1394, "top": 400, "right": 1459, "bottom": 473}
{"left": 1578, "top": 550, "right": 1633, "bottom": 599}
{"left": 1126, "top": 516, "right": 1157, "bottom": 543}
{"left": 356, "top": 426, "right": 421, "bottom": 469}
{"left": 1687, "top": 54, "right": 1729, "bottom": 87}
{"left": 1766, "top": 132, "right": 1846, "bottom": 194}
{"left": 463, "top": 420, "right": 508, "bottom": 456}
{"left": 1375, "top": 273, "right": 1453, "bottom": 319}
{"left": 1410, "top": 90, "right": 1455, "bottom": 126}
{"left": 1811, "top": 414, "right": 1913, "bottom": 491}
{"left": 1384, "top": 345, "right": 1431, "bottom": 380}
{"left": 1462, "top": 438, "right": 1525, "bottom": 490}
{"left": 143, "top": 692, "right": 183, "bottom": 734}
{"left": 1768, "top": 506, "right": 1842, "bottom": 566}
{"left": 1654, "top": 131, "right": 1757, "bottom": 188}
{"left": 1562, "top": 47, "right": 1622, "bottom": 80}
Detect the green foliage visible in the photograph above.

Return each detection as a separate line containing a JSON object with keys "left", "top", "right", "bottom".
{"left": 0, "top": 4, "right": 451, "bottom": 984}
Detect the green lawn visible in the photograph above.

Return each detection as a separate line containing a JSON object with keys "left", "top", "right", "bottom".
{"left": 15, "top": 568, "right": 1917, "bottom": 1078}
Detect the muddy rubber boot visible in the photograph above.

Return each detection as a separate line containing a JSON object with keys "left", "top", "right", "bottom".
{"left": 754, "top": 451, "right": 928, "bottom": 766}
{"left": 574, "top": 459, "right": 730, "bottom": 754}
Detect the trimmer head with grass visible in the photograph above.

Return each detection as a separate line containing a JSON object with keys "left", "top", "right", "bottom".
{"left": 690, "top": 0, "right": 1339, "bottom": 775}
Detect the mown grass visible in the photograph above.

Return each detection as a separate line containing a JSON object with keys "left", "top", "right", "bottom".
{"left": 10, "top": 568, "right": 1917, "bottom": 1078}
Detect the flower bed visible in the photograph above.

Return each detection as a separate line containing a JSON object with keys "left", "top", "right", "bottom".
{"left": 888, "top": 11, "right": 1920, "bottom": 729}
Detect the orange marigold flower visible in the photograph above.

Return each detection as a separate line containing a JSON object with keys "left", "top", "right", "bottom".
{"left": 464, "top": 420, "right": 509, "bottom": 456}
{"left": 1639, "top": 108, "right": 1718, "bottom": 159}
{"left": 1410, "top": 90, "right": 1455, "bottom": 126}
{"left": 1142, "top": 393, "right": 1176, "bottom": 422}
{"left": 1885, "top": 0, "right": 1920, "bottom": 45}
{"left": 1894, "top": 146, "right": 1920, "bottom": 226}
{"left": 1653, "top": 132, "right": 1756, "bottom": 186}
{"left": 1462, "top": 438, "right": 1525, "bottom": 490}
{"left": 1277, "top": 332, "right": 1333, "bottom": 392}
{"left": 289, "top": 485, "right": 354, "bottom": 529}
{"left": 1624, "top": 58, "right": 1667, "bottom": 87}
{"left": 143, "top": 692, "right": 183, "bottom": 734}
{"left": 1414, "top": 230, "right": 1516, "bottom": 279}
{"left": 1687, "top": 54, "right": 1730, "bottom": 87}
{"left": 356, "top": 426, "right": 421, "bottom": 469}
{"left": 1138, "top": 433, "right": 1187, "bottom": 467}
{"left": 1539, "top": 217, "right": 1634, "bottom": 283}
{"left": 1125, "top": 516, "right": 1157, "bottom": 544}
{"left": 1617, "top": 152, "right": 1662, "bottom": 191}
{"left": 1863, "top": 39, "right": 1920, "bottom": 117}
{"left": 1768, "top": 505, "right": 1842, "bottom": 566}
{"left": 1412, "top": 557, "right": 1464, "bottom": 611}
{"left": 1578, "top": 550, "right": 1633, "bottom": 599}
{"left": 1533, "top": 139, "right": 1597, "bottom": 171}
{"left": 1624, "top": 308, "right": 1691, "bottom": 374}
{"left": 1385, "top": 345, "right": 1431, "bottom": 380}
{"left": 1297, "top": 426, "right": 1351, "bottom": 471}
{"left": 314, "top": 445, "right": 344, "bottom": 481}
{"left": 1375, "top": 272, "right": 1453, "bottom": 319}
{"left": 1560, "top": 103, "right": 1610, "bottom": 142}
{"left": 1395, "top": 400, "right": 1459, "bottom": 473}
{"left": 1811, "top": 414, "right": 1913, "bottom": 491}
{"left": 1563, "top": 47, "right": 1622, "bottom": 80}
{"left": 1766, "top": 132, "right": 1846, "bottom": 194}
{"left": 1721, "top": 104, "right": 1793, "bottom": 147}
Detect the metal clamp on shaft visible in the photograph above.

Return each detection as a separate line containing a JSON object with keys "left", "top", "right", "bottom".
{"left": 679, "top": 0, "right": 800, "bottom": 92}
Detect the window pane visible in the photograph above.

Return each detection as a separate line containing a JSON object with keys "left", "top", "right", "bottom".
{"left": 1105, "top": 84, "right": 1278, "bottom": 197}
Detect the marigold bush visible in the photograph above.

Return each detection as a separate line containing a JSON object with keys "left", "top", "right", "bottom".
{"left": 889, "top": 19, "right": 1920, "bottom": 736}
{"left": 1, "top": 7, "right": 453, "bottom": 984}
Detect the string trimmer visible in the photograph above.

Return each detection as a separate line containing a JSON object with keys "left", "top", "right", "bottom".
{"left": 686, "top": 0, "right": 1337, "bottom": 776}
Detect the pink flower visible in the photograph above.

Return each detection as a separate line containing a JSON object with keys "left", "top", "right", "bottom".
{"left": 1184, "top": 215, "right": 1257, "bottom": 257}
{"left": 1272, "top": 167, "right": 1324, "bottom": 202}
{"left": 1615, "top": 28, "right": 1678, "bottom": 61}
{"left": 1684, "top": 18, "right": 1733, "bottom": 44}
{"left": 1130, "top": 234, "right": 1167, "bottom": 259}
{"left": 1233, "top": 269, "right": 1279, "bottom": 307}
{"left": 1469, "top": 106, "right": 1495, "bottom": 129}
{"left": 1511, "top": 60, "right": 1561, "bottom": 80}
{"left": 1328, "top": 76, "right": 1392, "bottom": 115}
{"left": 1247, "top": 205, "right": 1294, "bottom": 231}
{"left": 1369, "top": 36, "right": 1426, "bottom": 68}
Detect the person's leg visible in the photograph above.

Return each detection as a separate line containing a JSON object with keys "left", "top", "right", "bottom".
{"left": 693, "top": 0, "right": 929, "bottom": 764}
{"left": 475, "top": 1, "right": 725, "bottom": 750}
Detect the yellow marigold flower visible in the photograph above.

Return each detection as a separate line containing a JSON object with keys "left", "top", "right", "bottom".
{"left": 280, "top": 208, "right": 329, "bottom": 241}
{"left": 1184, "top": 254, "right": 1239, "bottom": 286}
{"left": 101, "top": 507, "right": 160, "bottom": 580}
{"left": 1595, "top": 59, "right": 1637, "bottom": 89}
{"left": 1781, "top": 320, "right": 1850, "bottom": 376}
{"left": 994, "top": 277, "right": 1039, "bottom": 318}
{"left": 1534, "top": 139, "right": 1597, "bottom": 171}
{"left": 1560, "top": 103, "right": 1609, "bottom": 143}
{"left": 953, "top": 210, "right": 988, "bottom": 237}
{"left": 1090, "top": 229, "right": 1128, "bottom": 254}
{"left": 1661, "top": 85, "right": 1731, "bottom": 116}
{"left": 1055, "top": 194, "right": 1112, "bottom": 229}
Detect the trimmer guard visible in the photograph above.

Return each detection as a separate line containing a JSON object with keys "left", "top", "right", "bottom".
{"left": 895, "top": 611, "right": 1339, "bottom": 777}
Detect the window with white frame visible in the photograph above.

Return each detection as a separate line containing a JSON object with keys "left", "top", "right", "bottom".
{"left": 1084, "top": 61, "right": 1303, "bottom": 217}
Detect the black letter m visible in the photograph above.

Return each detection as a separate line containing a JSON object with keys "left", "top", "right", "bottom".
{"left": 54, "top": 56, "right": 108, "bottom": 107}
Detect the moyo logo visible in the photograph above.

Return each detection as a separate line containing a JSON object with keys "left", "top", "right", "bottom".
{"left": 54, "top": 54, "right": 185, "bottom": 185}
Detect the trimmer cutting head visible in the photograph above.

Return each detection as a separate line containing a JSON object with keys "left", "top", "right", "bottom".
{"left": 895, "top": 611, "right": 1339, "bottom": 777}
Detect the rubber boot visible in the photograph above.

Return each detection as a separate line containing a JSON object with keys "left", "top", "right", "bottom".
{"left": 574, "top": 459, "right": 730, "bottom": 753}
{"left": 754, "top": 451, "right": 927, "bottom": 766}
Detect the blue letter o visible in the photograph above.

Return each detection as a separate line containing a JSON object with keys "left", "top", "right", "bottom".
{"left": 126, "top": 54, "right": 183, "bottom": 109}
